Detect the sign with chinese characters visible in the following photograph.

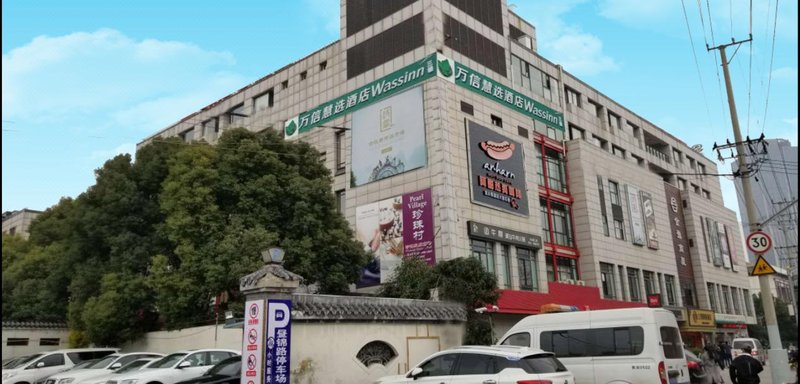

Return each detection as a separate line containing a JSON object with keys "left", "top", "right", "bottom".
{"left": 664, "top": 183, "right": 694, "bottom": 280}
{"left": 688, "top": 309, "right": 715, "bottom": 327}
{"left": 264, "top": 299, "right": 291, "bottom": 384}
{"left": 467, "top": 221, "right": 542, "bottom": 250}
{"left": 436, "top": 55, "right": 564, "bottom": 131}
{"left": 356, "top": 188, "right": 435, "bottom": 287}
{"left": 718, "top": 222, "right": 732, "bottom": 269}
{"left": 647, "top": 294, "right": 662, "bottom": 308}
{"left": 640, "top": 190, "right": 659, "bottom": 250}
{"left": 240, "top": 299, "right": 264, "bottom": 384}
{"left": 351, "top": 86, "right": 427, "bottom": 186}
{"left": 466, "top": 120, "right": 529, "bottom": 216}
{"left": 284, "top": 55, "right": 438, "bottom": 140}
{"left": 625, "top": 184, "right": 646, "bottom": 246}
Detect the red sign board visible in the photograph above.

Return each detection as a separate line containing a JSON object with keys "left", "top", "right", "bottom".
{"left": 647, "top": 294, "right": 662, "bottom": 308}
{"left": 721, "top": 323, "right": 747, "bottom": 329}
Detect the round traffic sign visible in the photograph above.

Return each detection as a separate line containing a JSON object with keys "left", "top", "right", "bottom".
{"left": 746, "top": 231, "right": 772, "bottom": 254}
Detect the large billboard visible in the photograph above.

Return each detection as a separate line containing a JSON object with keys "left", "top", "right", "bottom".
{"left": 466, "top": 120, "right": 529, "bottom": 216}
{"left": 640, "top": 190, "right": 659, "bottom": 250}
{"left": 718, "top": 222, "right": 732, "bottom": 269}
{"left": 665, "top": 182, "right": 694, "bottom": 280}
{"left": 356, "top": 188, "right": 435, "bottom": 287}
{"left": 625, "top": 184, "right": 646, "bottom": 246}
{"left": 351, "top": 86, "right": 427, "bottom": 186}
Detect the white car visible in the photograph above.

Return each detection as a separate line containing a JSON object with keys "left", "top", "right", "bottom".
{"left": 374, "top": 345, "right": 575, "bottom": 384}
{"left": 44, "top": 353, "right": 163, "bottom": 384}
{"left": 105, "top": 349, "right": 239, "bottom": 384}
{"left": 80, "top": 358, "right": 160, "bottom": 384}
{"left": 1, "top": 348, "right": 119, "bottom": 384}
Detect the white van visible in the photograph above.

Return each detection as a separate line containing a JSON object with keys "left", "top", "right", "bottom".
{"left": 731, "top": 337, "right": 767, "bottom": 365}
{"left": 1, "top": 348, "right": 118, "bottom": 384}
{"left": 498, "top": 307, "right": 690, "bottom": 384}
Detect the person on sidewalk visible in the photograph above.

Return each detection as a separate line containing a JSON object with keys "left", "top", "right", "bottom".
{"left": 723, "top": 341, "right": 733, "bottom": 368}
{"left": 702, "top": 344, "right": 725, "bottom": 384}
{"left": 729, "top": 345, "right": 763, "bottom": 384}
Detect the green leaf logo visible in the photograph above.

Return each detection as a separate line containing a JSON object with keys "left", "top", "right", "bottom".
{"left": 285, "top": 120, "right": 297, "bottom": 136}
{"left": 438, "top": 59, "right": 453, "bottom": 77}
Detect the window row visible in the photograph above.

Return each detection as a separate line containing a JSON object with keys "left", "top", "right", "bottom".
{"left": 598, "top": 262, "right": 677, "bottom": 306}
{"left": 510, "top": 55, "right": 559, "bottom": 104}
{"left": 5, "top": 337, "right": 61, "bottom": 346}
{"left": 707, "top": 282, "right": 753, "bottom": 316}
{"left": 470, "top": 239, "right": 540, "bottom": 291}
{"left": 460, "top": 101, "right": 564, "bottom": 142}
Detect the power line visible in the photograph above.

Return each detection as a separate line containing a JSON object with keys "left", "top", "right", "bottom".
{"left": 761, "top": 0, "right": 781, "bottom": 136}
{"left": 680, "top": 0, "right": 715, "bottom": 135}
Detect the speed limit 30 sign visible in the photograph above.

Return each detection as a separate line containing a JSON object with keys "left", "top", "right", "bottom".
{"left": 746, "top": 231, "right": 772, "bottom": 254}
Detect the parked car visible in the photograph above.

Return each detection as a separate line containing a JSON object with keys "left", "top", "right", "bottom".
{"left": 498, "top": 307, "right": 691, "bottom": 384}
{"left": 106, "top": 349, "right": 240, "bottom": 384}
{"left": 83, "top": 358, "right": 160, "bottom": 384}
{"left": 732, "top": 338, "right": 767, "bottom": 365}
{"left": 44, "top": 352, "right": 163, "bottom": 384}
{"left": 374, "top": 345, "right": 575, "bottom": 384}
{"left": 2, "top": 356, "right": 38, "bottom": 370}
{"left": 174, "top": 356, "right": 241, "bottom": 384}
{"left": 1, "top": 348, "right": 119, "bottom": 384}
{"left": 684, "top": 349, "right": 707, "bottom": 384}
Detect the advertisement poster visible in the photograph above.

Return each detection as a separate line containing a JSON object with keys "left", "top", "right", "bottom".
{"left": 718, "top": 222, "right": 732, "bottom": 269}
{"left": 240, "top": 299, "right": 264, "bottom": 384}
{"left": 356, "top": 188, "right": 435, "bottom": 287}
{"left": 264, "top": 299, "right": 291, "bottom": 384}
{"left": 625, "top": 184, "right": 646, "bottom": 246}
{"left": 705, "top": 217, "right": 723, "bottom": 266}
{"left": 351, "top": 86, "right": 427, "bottom": 186}
{"left": 640, "top": 190, "right": 659, "bottom": 250}
{"left": 466, "top": 120, "right": 529, "bottom": 216}
{"left": 664, "top": 183, "right": 694, "bottom": 280}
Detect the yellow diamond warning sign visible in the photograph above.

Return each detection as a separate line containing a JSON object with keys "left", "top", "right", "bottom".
{"left": 750, "top": 255, "right": 777, "bottom": 276}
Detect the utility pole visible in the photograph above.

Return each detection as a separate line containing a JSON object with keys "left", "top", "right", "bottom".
{"left": 709, "top": 37, "right": 793, "bottom": 383}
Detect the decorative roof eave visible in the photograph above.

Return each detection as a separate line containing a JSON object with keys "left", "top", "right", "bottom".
{"left": 290, "top": 293, "right": 467, "bottom": 322}
{"left": 2, "top": 321, "right": 68, "bottom": 329}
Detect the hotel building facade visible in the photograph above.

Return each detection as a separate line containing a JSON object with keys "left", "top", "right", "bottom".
{"left": 139, "top": 0, "right": 756, "bottom": 345}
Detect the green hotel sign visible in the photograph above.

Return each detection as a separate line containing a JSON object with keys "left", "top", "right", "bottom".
{"left": 285, "top": 53, "right": 564, "bottom": 139}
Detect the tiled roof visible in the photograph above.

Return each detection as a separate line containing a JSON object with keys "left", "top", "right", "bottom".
{"left": 2, "top": 321, "right": 68, "bottom": 329}
{"left": 291, "top": 293, "right": 467, "bottom": 322}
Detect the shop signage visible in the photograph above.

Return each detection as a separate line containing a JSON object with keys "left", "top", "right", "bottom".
{"left": 466, "top": 120, "right": 529, "bottom": 215}
{"left": 356, "top": 188, "right": 436, "bottom": 287}
{"left": 647, "top": 294, "right": 662, "bottom": 308}
{"left": 688, "top": 309, "right": 715, "bottom": 327}
{"left": 721, "top": 323, "right": 747, "bottom": 329}
{"left": 286, "top": 53, "right": 565, "bottom": 140}
{"left": 264, "top": 299, "right": 291, "bottom": 384}
{"left": 664, "top": 183, "right": 694, "bottom": 280}
{"left": 715, "top": 313, "right": 746, "bottom": 324}
{"left": 640, "top": 191, "right": 659, "bottom": 250}
{"left": 437, "top": 55, "right": 564, "bottom": 131}
{"left": 241, "top": 299, "right": 264, "bottom": 383}
{"left": 468, "top": 221, "right": 542, "bottom": 249}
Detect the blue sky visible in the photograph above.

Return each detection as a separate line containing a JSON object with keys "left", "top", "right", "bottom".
{"left": 3, "top": 0, "right": 797, "bottom": 230}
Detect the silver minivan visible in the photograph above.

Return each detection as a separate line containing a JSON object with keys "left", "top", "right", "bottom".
{"left": 732, "top": 338, "right": 767, "bottom": 365}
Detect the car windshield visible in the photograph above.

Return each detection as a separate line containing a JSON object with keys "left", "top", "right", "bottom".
{"left": 71, "top": 359, "right": 101, "bottom": 369}
{"left": 514, "top": 354, "right": 569, "bottom": 373}
{"left": 115, "top": 359, "right": 154, "bottom": 373}
{"left": 660, "top": 326, "right": 684, "bottom": 359}
{"left": 86, "top": 355, "right": 119, "bottom": 369}
{"left": 733, "top": 340, "right": 754, "bottom": 349}
{"left": 148, "top": 353, "right": 187, "bottom": 368}
{"left": 4, "top": 354, "right": 41, "bottom": 369}
{"left": 206, "top": 357, "right": 241, "bottom": 376}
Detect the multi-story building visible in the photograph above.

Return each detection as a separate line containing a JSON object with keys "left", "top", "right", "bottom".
{"left": 2, "top": 209, "right": 42, "bottom": 239}
{"left": 139, "top": 0, "right": 755, "bottom": 345}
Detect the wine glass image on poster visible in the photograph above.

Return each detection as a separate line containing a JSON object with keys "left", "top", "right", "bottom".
{"left": 356, "top": 196, "right": 404, "bottom": 287}
{"left": 351, "top": 86, "right": 427, "bottom": 186}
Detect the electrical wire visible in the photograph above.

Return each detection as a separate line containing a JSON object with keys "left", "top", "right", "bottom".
{"left": 761, "top": 0, "right": 781, "bottom": 136}
{"left": 681, "top": 0, "right": 715, "bottom": 137}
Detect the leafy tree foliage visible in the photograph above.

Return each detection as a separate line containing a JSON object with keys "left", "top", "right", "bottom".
{"left": 379, "top": 256, "right": 499, "bottom": 345}
{"left": 748, "top": 293, "right": 797, "bottom": 348}
{"left": 2, "top": 129, "right": 368, "bottom": 344}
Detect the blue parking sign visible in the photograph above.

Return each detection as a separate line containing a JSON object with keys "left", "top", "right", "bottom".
{"left": 264, "top": 299, "right": 291, "bottom": 384}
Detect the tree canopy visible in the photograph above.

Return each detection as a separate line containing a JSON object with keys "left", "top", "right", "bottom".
{"left": 2, "top": 129, "right": 369, "bottom": 346}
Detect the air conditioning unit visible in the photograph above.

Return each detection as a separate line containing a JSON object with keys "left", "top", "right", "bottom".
{"left": 576, "top": 280, "right": 586, "bottom": 286}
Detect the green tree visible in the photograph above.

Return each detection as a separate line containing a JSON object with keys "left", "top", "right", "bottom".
{"left": 747, "top": 293, "right": 797, "bottom": 348}
{"left": 82, "top": 273, "right": 156, "bottom": 346}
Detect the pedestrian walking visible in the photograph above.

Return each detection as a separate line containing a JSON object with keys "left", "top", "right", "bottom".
{"left": 729, "top": 345, "right": 763, "bottom": 384}
{"left": 716, "top": 341, "right": 726, "bottom": 369}
{"left": 723, "top": 341, "right": 733, "bottom": 368}
{"left": 702, "top": 344, "right": 725, "bottom": 384}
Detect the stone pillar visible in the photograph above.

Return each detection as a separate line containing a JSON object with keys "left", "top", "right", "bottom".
{"left": 239, "top": 250, "right": 304, "bottom": 303}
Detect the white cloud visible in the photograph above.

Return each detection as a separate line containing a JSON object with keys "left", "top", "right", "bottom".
{"left": 511, "top": 1, "right": 619, "bottom": 77}
{"left": 1, "top": 29, "right": 245, "bottom": 130}
{"left": 772, "top": 67, "right": 798, "bottom": 81}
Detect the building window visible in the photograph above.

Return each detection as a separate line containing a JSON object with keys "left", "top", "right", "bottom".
{"left": 517, "top": 248, "right": 537, "bottom": 291}
{"left": 300, "top": 71, "right": 307, "bottom": 80}
{"left": 460, "top": 101, "right": 474, "bottom": 115}
{"left": 613, "top": 219, "right": 625, "bottom": 240}
{"left": 664, "top": 275, "right": 676, "bottom": 306}
{"left": 546, "top": 255, "right": 555, "bottom": 282}
{"left": 335, "top": 190, "right": 345, "bottom": 214}
{"left": 702, "top": 189, "right": 711, "bottom": 200}
{"left": 682, "top": 279, "right": 696, "bottom": 308}
{"left": 556, "top": 257, "right": 578, "bottom": 282}
{"left": 672, "top": 148, "right": 683, "bottom": 164}
{"left": 677, "top": 177, "right": 687, "bottom": 191}
{"left": 498, "top": 245, "right": 511, "bottom": 289}
{"left": 743, "top": 289, "right": 753, "bottom": 316}
{"left": 517, "top": 126, "right": 529, "bottom": 138}
{"left": 592, "top": 134, "right": 608, "bottom": 150}
{"left": 732, "top": 287, "right": 741, "bottom": 315}
{"left": 544, "top": 148, "right": 567, "bottom": 192}
{"left": 179, "top": 128, "right": 194, "bottom": 143}
{"left": 540, "top": 200, "right": 551, "bottom": 241}
{"left": 356, "top": 341, "right": 397, "bottom": 367}
{"left": 607, "top": 112, "right": 620, "bottom": 131}
{"left": 643, "top": 271, "right": 656, "bottom": 296}
{"left": 253, "top": 89, "right": 274, "bottom": 112}
{"left": 692, "top": 184, "right": 701, "bottom": 194}
{"left": 627, "top": 268, "right": 641, "bottom": 302}
{"left": 281, "top": 80, "right": 289, "bottom": 89}
{"left": 335, "top": 130, "right": 346, "bottom": 174}
{"left": 587, "top": 99, "right": 602, "bottom": 117}
{"left": 629, "top": 122, "right": 641, "bottom": 139}
{"left": 319, "top": 61, "right": 327, "bottom": 71}
{"left": 491, "top": 114, "right": 503, "bottom": 128}
{"left": 566, "top": 87, "right": 581, "bottom": 108}
{"left": 470, "top": 239, "right": 495, "bottom": 274}
{"left": 6, "top": 338, "right": 28, "bottom": 346}
{"left": 707, "top": 283, "right": 718, "bottom": 312}
{"left": 510, "top": 54, "right": 559, "bottom": 102}
{"left": 698, "top": 163, "right": 706, "bottom": 179}
{"left": 550, "top": 202, "right": 573, "bottom": 247}
{"left": 612, "top": 145, "right": 626, "bottom": 159}
{"left": 569, "top": 124, "right": 585, "bottom": 141}
{"left": 8, "top": 227, "right": 16, "bottom": 235}
{"left": 40, "top": 338, "right": 60, "bottom": 346}
{"left": 608, "top": 181, "right": 620, "bottom": 205}
{"left": 202, "top": 118, "right": 219, "bottom": 136}
{"left": 721, "top": 286, "right": 731, "bottom": 314}
{"left": 228, "top": 103, "right": 246, "bottom": 126}
{"left": 600, "top": 262, "right": 616, "bottom": 299}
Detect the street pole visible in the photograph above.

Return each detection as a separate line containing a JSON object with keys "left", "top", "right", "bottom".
{"left": 711, "top": 39, "right": 792, "bottom": 383}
